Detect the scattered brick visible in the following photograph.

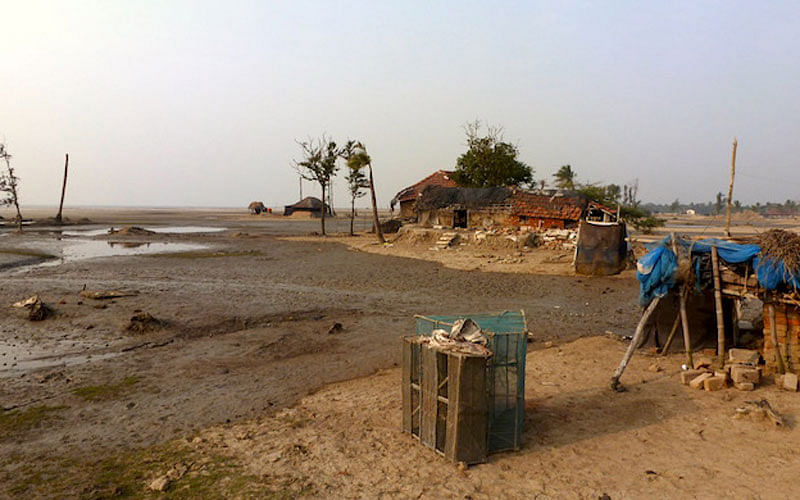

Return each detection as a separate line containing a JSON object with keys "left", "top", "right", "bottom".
{"left": 734, "top": 382, "right": 755, "bottom": 391}
{"left": 689, "top": 372, "right": 714, "bottom": 389}
{"left": 680, "top": 369, "right": 706, "bottom": 385}
{"left": 728, "top": 348, "right": 760, "bottom": 366}
{"left": 704, "top": 376, "right": 727, "bottom": 392}
{"left": 730, "top": 365, "right": 760, "bottom": 385}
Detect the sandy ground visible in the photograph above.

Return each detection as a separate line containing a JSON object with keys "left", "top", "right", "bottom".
{"left": 1, "top": 208, "right": 798, "bottom": 498}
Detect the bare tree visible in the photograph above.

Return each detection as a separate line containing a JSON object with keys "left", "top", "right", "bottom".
{"left": 293, "top": 136, "right": 339, "bottom": 235}
{"left": 0, "top": 143, "right": 23, "bottom": 232}
{"left": 341, "top": 141, "right": 369, "bottom": 236}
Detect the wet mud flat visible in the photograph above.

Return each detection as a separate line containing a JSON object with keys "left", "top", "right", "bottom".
{"left": 0, "top": 212, "right": 640, "bottom": 497}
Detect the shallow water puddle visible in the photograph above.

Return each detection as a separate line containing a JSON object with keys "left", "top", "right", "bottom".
{"left": 62, "top": 226, "right": 227, "bottom": 236}
{"left": 34, "top": 240, "right": 207, "bottom": 268}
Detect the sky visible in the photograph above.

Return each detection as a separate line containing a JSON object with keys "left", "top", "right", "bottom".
{"left": 3, "top": 0, "right": 800, "bottom": 208}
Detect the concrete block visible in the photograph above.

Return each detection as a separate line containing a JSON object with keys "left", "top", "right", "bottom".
{"left": 783, "top": 372, "right": 799, "bottom": 392}
{"left": 728, "top": 348, "right": 760, "bottom": 365}
{"left": 734, "top": 382, "right": 755, "bottom": 391}
{"left": 730, "top": 365, "right": 760, "bottom": 385}
{"left": 689, "top": 372, "right": 714, "bottom": 389}
{"left": 704, "top": 376, "right": 727, "bottom": 392}
{"left": 680, "top": 369, "right": 706, "bottom": 385}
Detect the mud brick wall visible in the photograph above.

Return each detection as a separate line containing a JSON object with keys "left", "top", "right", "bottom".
{"left": 762, "top": 303, "right": 800, "bottom": 374}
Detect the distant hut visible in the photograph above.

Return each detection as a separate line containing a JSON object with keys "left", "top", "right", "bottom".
{"left": 391, "top": 170, "right": 457, "bottom": 219}
{"left": 283, "top": 197, "right": 330, "bottom": 218}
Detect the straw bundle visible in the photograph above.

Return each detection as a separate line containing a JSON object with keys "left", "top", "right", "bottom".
{"left": 756, "top": 229, "right": 800, "bottom": 277}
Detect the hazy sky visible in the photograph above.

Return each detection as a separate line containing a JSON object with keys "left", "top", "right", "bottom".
{"left": 3, "top": 1, "right": 800, "bottom": 208}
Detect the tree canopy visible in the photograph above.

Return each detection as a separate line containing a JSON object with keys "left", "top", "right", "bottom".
{"left": 451, "top": 121, "right": 533, "bottom": 188}
{"left": 552, "top": 165, "right": 576, "bottom": 190}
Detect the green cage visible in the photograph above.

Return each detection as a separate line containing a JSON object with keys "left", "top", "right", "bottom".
{"left": 414, "top": 310, "right": 527, "bottom": 452}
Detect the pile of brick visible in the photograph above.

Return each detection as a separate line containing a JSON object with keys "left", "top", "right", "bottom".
{"left": 762, "top": 302, "right": 800, "bottom": 374}
{"left": 680, "top": 349, "right": 763, "bottom": 392}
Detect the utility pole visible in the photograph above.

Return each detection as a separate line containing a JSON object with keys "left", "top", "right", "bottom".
{"left": 55, "top": 153, "right": 69, "bottom": 224}
{"left": 725, "top": 138, "right": 737, "bottom": 237}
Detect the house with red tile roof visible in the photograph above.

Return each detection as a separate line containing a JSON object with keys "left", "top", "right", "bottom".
{"left": 414, "top": 185, "right": 616, "bottom": 229}
{"left": 391, "top": 170, "right": 457, "bottom": 218}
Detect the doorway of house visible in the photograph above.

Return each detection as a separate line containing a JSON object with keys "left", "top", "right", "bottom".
{"left": 453, "top": 209, "right": 468, "bottom": 228}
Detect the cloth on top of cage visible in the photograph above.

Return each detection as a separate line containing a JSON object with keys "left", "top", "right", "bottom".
{"left": 427, "top": 318, "right": 492, "bottom": 356}
{"left": 637, "top": 236, "right": 800, "bottom": 305}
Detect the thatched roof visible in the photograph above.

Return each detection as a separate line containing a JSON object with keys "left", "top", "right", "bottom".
{"left": 415, "top": 186, "right": 512, "bottom": 211}
{"left": 285, "top": 197, "right": 325, "bottom": 210}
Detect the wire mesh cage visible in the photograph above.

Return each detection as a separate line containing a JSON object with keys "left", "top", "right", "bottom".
{"left": 414, "top": 310, "right": 527, "bottom": 452}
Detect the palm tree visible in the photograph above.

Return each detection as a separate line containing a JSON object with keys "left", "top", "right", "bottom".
{"left": 552, "top": 165, "right": 576, "bottom": 190}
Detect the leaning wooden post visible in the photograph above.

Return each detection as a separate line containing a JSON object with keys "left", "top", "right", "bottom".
{"left": 660, "top": 312, "right": 681, "bottom": 355}
{"left": 368, "top": 162, "right": 385, "bottom": 244}
{"left": 679, "top": 287, "right": 693, "bottom": 367}
{"left": 725, "top": 138, "right": 737, "bottom": 238}
{"left": 768, "top": 303, "right": 786, "bottom": 374}
{"left": 711, "top": 246, "right": 725, "bottom": 367}
{"left": 610, "top": 296, "right": 662, "bottom": 392}
{"left": 55, "top": 153, "right": 69, "bottom": 224}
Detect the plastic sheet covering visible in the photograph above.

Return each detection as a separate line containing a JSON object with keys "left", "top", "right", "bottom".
{"left": 637, "top": 236, "right": 800, "bottom": 305}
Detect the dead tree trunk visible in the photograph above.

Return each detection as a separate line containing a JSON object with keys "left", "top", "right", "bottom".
{"left": 368, "top": 163, "right": 384, "bottom": 243}
{"left": 320, "top": 182, "right": 327, "bottom": 236}
{"left": 55, "top": 153, "right": 69, "bottom": 224}
{"left": 350, "top": 197, "right": 356, "bottom": 236}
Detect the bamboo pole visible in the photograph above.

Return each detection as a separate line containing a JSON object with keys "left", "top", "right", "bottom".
{"left": 610, "top": 296, "right": 662, "bottom": 392}
{"left": 725, "top": 138, "right": 737, "bottom": 237}
{"left": 679, "top": 287, "right": 693, "bottom": 367}
{"left": 660, "top": 311, "right": 681, "bottom": 355}
{"left": 711, "top": 246, "right": 725, "bottom": 367}
{"left": 55, "top": 153, "right": 69, "bottom": 224}
{"left": 768, "top": 303, "right": 786, "bottom": 374}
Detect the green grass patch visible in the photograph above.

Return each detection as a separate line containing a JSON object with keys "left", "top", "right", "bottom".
{"left": 149, "top": 250, "right": 262, "bottom": 259}
{"left": 5, "top": 440, "right": 313, "bottom": 499}
{"left": 0, "top": 405, "right": 67, "bottom": 440}
{"left": 72, "top": 376, "right": 141, "bottom": 402}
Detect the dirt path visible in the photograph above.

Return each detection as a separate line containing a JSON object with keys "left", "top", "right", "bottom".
{"left": 0, "top": 217, "right": 642, "bottom": 498}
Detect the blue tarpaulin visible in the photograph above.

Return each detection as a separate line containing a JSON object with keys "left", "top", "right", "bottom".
{"left": 636, "top": 236, "right": 800, "bottom": 305}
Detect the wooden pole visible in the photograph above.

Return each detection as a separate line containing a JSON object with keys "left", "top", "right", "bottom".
{"left": 679, "top": 287, "right": 693, "bottom": 368}
{"left": 610, "top": 296, "right": 662, "bottom": 392}
{"left": 711, "top": 246, "right": 725, "bottom": 367}
{"left": 725, "top": 139, "right": 737, "bottom": 237}
{"left": 368, "top": 163, "right": 385, "bottom": 243}
{"left": 670, "top": 232, "right": 694, "bottom": 367}
{"left": 768, "top": 303, "right": 786, "bottom": 374}
{"left": 55, "top": 153, "right": 69, "bottom": 224}
{"left": 660, "top": 311, "right": 681, "bottom": 355}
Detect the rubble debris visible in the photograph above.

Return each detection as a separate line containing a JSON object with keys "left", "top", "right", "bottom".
{"left": 736, "top": 399, "right": 785, "bottom": 426}
{"left": 147, "top": 476, "right": 170, "bottom": 492}
{"left": 125, "top": 312, "right": 164, "bottom": 333}
{"left": 327, "top": 322, "right": 343, "bottom": 335}
{"left": 11, "top": 295, "right": 52, "bottom": 321}
{"left": 79, "top": 290, "right": 139, "bottom": 300}
{"left": 734, "top": 382, "right": 755, "bottom": 391}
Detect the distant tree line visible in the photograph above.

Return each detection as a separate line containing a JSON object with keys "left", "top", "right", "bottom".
{"left": 643, "top": 196, "right": 800, "bottom": 216}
